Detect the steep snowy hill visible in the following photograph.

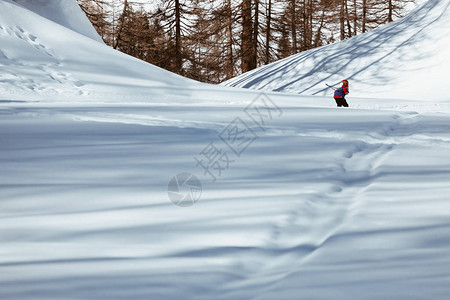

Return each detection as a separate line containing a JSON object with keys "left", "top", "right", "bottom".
{"left": 223, "top": 0, "right": 450, "bottom": 101}
{"left": 11, "top": 0, "right": 103, "bottom": 43}
{"left": 0, "top": 0, "right": 203, "bottom": 102}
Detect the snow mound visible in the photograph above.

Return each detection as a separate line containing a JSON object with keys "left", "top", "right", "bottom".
{"left": 0, "top": 0, "right": 200, "bottom": 102}
{"left": 223, "top": 0, "right": 450, "bottom": 101}
{"left": 10, "top": 0, "right": 103, "bottom": 43}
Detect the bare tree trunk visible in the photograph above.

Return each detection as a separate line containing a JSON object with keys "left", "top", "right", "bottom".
{"left": 362, "top": 0, "right": 367, "bottom": 33}
{"left": 353, "top": 0, "right": 357, "bottom": 36}
{"left": 265, "top": 0, "right": 272, "bottom": 64}
{"left": 241, "top": 0, "right": 253, "bottom": 72}
{"left": 226, "top": 0, "right": 234, "bottom": 78}
{"left": 291, "top": 0, "right": 297, "bottom": 53}
{"left": 340, "top": 0, "right": 345, "bottom": 40}
{"left": 175, "top": 0, "right": 182, "bottom": 73}
{"left": 308, "top": 0, "right": 313, "bottom": 47}
{"left": 302, "top": 0, "right": 307, "bottom": 50}
{"left": 252, "top": 0, "right": 259, "bottom": 68}
{"left": 388, "top": 0, "right": 393, "bottom": 22}
{"left": 113, "top": 0, "right": 128, "bottom": 49}
{"left": 345, "top": 0, "right": 352, "bottom": 37}
{"left": 313, "top": 9, "right": 325, "bottom": 47}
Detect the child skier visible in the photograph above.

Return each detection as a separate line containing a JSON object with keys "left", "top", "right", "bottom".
{"left": 333, "top": 80, "right": 349, "bottom": 107}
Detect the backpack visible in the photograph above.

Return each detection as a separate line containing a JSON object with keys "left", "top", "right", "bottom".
{"left": 334, "top": 87, "right": 345, "bottom": 98}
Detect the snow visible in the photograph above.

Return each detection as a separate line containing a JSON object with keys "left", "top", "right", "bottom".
{"left": 0, "top": 0, "right": 204, "bottom": 102}
{"left": 9, "top": 0, "right": 103, "bottom": 43}
{"left": 1, "top": 0, "right": 450, "bottom": 299}
{"left": 223, "top": 0, "right": 450, "bottom": 102}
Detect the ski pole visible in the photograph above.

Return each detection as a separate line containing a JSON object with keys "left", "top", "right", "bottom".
{"left": 326, "top": 83, "right": 337, "bottom": 90}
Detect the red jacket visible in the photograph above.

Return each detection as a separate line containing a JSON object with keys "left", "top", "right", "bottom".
{"left": 334, "top": 85, "right": 349, "bottom": 98}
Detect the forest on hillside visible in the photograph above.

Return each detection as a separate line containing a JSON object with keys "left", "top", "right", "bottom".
{"left": 76, "top": 0, "right": 415, "bottom": 83}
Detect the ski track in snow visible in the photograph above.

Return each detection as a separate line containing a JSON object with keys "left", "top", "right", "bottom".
{"left": 2, "top": 101, "right": 450, "bottom": 299}
{"left": 4, "top": 104, "right": 444, "bottom": 300}
{"left": 204, "top": 111, "right": 421, "bottom": 296}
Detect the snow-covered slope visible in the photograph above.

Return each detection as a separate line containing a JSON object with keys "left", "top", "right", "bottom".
{"left": 0, "top": 0, "right": 203, "bottom": 102}
{"left": 223, "top": 0, "right": 450, "bottom": 101}
{"left": 11, "top": 0, "right": 103, "bottom": 43}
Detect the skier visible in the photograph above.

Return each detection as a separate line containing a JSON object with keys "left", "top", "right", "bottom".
{"left": 333, "top": 80, "right": 349, "bottom": 107}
